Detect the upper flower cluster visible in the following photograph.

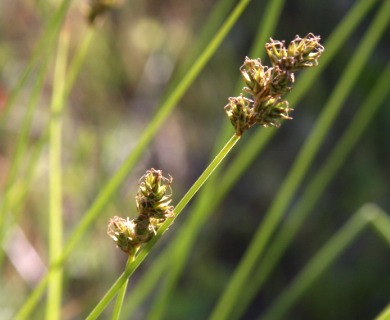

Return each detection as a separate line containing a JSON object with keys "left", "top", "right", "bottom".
{"left": 225, "top": 33, "right": 324, "bottom": 135}
{"left": 107, "top": 169, "right": 174, "bottom": 255}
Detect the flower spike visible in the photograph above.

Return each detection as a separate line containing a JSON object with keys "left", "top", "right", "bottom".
{"left": 225, "top": 33, "right": 324, "bottom": 136}
{"left": 107, "top": 169, "right": 175, "bottom": 255}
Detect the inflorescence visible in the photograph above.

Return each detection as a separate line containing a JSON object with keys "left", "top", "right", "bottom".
{"left": 107, "top": 169, "right": 174, "bottom": 256}
{"left": 107, "top": 34, "right": 324, "bottom": 255}
{"left": 225, "top": 33, "right": 324, "bottom": 136}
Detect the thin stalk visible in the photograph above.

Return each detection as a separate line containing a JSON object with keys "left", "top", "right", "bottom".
{"left": 16, "top": 2, "right": 250, "bottom": 316}
{"left": 210, "top": 1, "right": 390, "bottom": 318}
{"left": 110, "top": 256, "right": 134, "bottom": 320}
{"left": 86, "top": 134, "right": 240, "bottom": 319}
{"left": 259, "top": 204, "right": 376, "bottom": 320}
{"left": 45, "top": 27, "right": 68, "bottom": 320}
{"left": 121, "top": 254, "right": 168, "bottom": 317}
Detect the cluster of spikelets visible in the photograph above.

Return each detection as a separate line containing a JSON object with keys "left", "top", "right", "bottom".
{"left": 225, "top": 33, "right": 324, "bottom": 136}
{"left": 107, "top": 169, "right": 174, "bottom": 256}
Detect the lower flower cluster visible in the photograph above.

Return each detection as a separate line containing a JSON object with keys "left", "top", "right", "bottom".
{"left": 107, "top": 168, "right": 174, "bottom": 255}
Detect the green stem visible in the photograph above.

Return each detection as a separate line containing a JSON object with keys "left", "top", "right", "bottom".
{"left": 86, "top": 134, "right": 240, "bottom": 319}
{"left": 46, "top": 27, "right": 68, "bottom": 320}
{"left": 111, "top": 256, "right": 134, "bottom": 320}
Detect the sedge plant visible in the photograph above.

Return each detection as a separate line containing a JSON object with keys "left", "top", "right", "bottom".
{"left": 97, "top": 34, "right": 324, "bottom": 319}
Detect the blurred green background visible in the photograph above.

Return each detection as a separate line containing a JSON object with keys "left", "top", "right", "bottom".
{"left": 0, "top": 0, "right": 389, "bottom": 319}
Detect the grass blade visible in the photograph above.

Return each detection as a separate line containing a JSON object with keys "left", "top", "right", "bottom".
{"left": 259, "top": 204, "right": 376, "bottom": 320}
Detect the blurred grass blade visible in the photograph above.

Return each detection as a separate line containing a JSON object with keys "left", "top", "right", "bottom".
{"left": 0, "top": 0, "right": 73, "bottom": 125}
{"left": 46, "top": 27, "right": 68, "bottom": 320}
{"left": 210, "top": 0, "right": 390, "bottom": 318}
{"left": 0, "top": 0, "right": 76, "bottom": 267}
{"left": 369, "top": 208, "right": 390, "bottom": 247}
{"left": 110, "top": 256, "right": 134, "bottom": 320}
{"left": 259, "top": 204, "right": 377, "bottom": 320}
{"left": 0, "top": 47, "right": 53, "bottom": 254}
{"left": 375, "top": 303, "right": 390, "bottom": 320}
{"left": 233, "top": 59, "right": 390, "bottom": 319}
{"left": 111, "top": 280, "right": 127, "bottom": 320}
{"left": 0, "top": 24, "right": 96, "bottom": 266}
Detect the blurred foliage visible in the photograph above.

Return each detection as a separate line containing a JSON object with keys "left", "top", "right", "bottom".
{"left": 0, "top": 0, "right": 389, "bottom": 319}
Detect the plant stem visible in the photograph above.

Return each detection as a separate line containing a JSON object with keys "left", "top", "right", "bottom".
{"left": 46, "top": 26, "right": 68, "bottom": 320}
{"left": 111, "top": 256, "right": 134, "bottom": 320}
